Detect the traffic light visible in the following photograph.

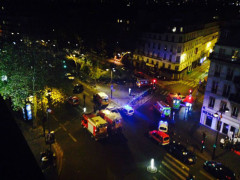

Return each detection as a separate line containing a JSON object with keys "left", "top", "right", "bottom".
{"left": 152, "top": 79, "right": 157, "bottom": 83}
{"left": 201, "top": 132, "right": 206, "bottom": 153}
{"left": 63, "top": 60, "right": 67, "bottom": 69}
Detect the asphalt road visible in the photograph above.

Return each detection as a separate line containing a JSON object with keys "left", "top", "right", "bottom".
{"left": 45, "top": 82, "right": 217, "bottom": 180}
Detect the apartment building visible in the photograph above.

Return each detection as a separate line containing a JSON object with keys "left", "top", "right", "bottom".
{"left": 133, "top": 22, "right": 219, "bottom": 80}
{"left": 200, "top": 24, "right": 240, "bottom": 137}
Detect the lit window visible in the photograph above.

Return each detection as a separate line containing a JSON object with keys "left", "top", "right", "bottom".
{"left": 172, "top": 27, "right": 176, "bottom": 32}
{"left": 120, "top": 20, "right": 122, "bottom": 23}
{"left": 126, "top": 20, "right": 130, "bottom": 24}
{"left": 117, "top": 19, "right": 120, "bottom": 23}
{"left": 2, "top": 6, "right": 4, "bottom": 10}
{"left": 180, "top": 27, "right": 183, "bottom": 32}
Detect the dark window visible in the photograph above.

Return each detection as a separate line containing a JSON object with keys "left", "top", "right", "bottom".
{"left": 165, "top": 35, "right": 168, "bottom": 41}
{"left": 171, "top": 36, "right": 175, "bottom": 42}
{"left": 219, "top": 101, "right": 227, "bottom": 113}
{"left": 175, "top": 66, "right": 179, "bottom": 71}
{"left": 158, "top": 43, "right": 161, "bottom": 49}
{"left": 169, "top": 55, "right": 172, "bottom": 62}
{"left": 168, "top": 65, "right": 171, "bottom": 69}
{"left": 214, "top": 65, "right": 221, "bottom": 77}
{"left": 164, "top": 54, "right": 166, "bottom": 59}
{"left": 176, "top": 56, "right": 180, "bottom": 63}
{"left": 232, "top": 106, "right": 239, "bottom": 118}
{"left": 226, "top": 68, "right": 233, "bottom": 81}
{"left": 177, "top": 46, "right": 182, "bottom": 53}
{"left": 222, "top": 84, "right": 230, "bottom": 97}
{"left": 208, "top": 96, "right": 215, "bottom": 108}
{"left": 211, "top": 81, "right": 218, "bottom": 94}
{"left": 179, "top": 36, "right": 182, "bottom": 43}
{"left": 162, "top": 63, "right": 165, "bottom": 68}
{"left": 159, "top": 35, "right": 162, "bottom": 40}
{"left": 205, "top": 116, "right": 213, "bottom": 127}
{"left": 170, "top": 45, "right": 173, "bottom": 52}
{"left": 222, "top": 123, "right": 229, "bottom": 134}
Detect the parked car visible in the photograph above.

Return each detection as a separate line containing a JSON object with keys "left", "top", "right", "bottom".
{"left": 203, "top": 161, "right": 236, "bottom": 180}
{"left": 73, "top": 84, "right": 84, "bottom": 94}
{"left": 65, "top": 73, "right": 75, "bottom": 80}
{"left": 149, "top": 130, "right": 170, "bottom": 145}
{"left": 67, "top": 96, "right": 80, "bottom": 106}
{"left": 168, "top": 142, "right": 196, "bottom": 164}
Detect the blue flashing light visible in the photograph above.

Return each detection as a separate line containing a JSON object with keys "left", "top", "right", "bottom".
{"left": 26, "top": 104, "right": 32, "bottom": 120}
{"left": 124, "top": 105, "right": 133, "bottom": 110}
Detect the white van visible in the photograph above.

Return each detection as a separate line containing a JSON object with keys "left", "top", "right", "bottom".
{"left": 158, "top": 120, "right": 168, "bottom": 132}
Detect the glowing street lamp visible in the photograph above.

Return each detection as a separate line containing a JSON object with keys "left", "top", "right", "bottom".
{"left": 147, "top": 158, "right": 157, "bottom": 173}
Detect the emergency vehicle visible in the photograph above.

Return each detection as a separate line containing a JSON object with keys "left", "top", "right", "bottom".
{"left": 82, "top": 113, "right": 108, "bottom": 141}
{"left": 158, "top": 120, "right": 168, "bottom": 132}
{"left": 166, "top": 93, "right": 182, "bottom": 110}
{"left": 153, "top": 101, "right": 171, "bottom": 117}
{"left": 149, "top": 130, "right": 170, "bottom": 145}
{"left": 136, "top": 78, "right": 152, "bottom": 88}
{"left": 93, "top": 92, "right": 109, "bottom": 106}
{"left": 98, "top": 109, "right": 122, "bottom": 134}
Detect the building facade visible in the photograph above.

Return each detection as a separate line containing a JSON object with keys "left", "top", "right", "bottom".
{"left": 200, "top": 38, "right": 240, "bottom": 137}
{"left": 133, "top": 22, "right": 219, "bottom": 80}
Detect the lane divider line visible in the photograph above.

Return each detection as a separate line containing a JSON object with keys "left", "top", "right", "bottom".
{"left": 166, "top": 153, "right": 190, "bottom": 171}
{"left": 59, "top": 123, "right": 67, "bottom": 132}
{"left": 199, "top": 170, "right": 215, "bottom": 180}
{"left": 68, "top": 133, "right": 77, "bottom": 143}
{"left": 162, "top": 161, "right": 186, "bottom": 180}
{"left": 163, "top": 156, "right": 189, "bottom": 177}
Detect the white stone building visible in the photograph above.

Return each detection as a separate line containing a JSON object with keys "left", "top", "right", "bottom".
{"left": 200, "top": 25, "right": 240, "bottom": 137}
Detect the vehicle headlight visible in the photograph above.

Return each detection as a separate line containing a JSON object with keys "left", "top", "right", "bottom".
{"left": 188, "top": 158, "right": 193, "bottom": 162}
{"left": 183, "top": 152, "right": 187, "bottom": 155}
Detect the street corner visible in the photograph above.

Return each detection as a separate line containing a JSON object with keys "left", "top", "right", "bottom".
{"left": 52, "top": 141, "right": 64, "bottom": 176}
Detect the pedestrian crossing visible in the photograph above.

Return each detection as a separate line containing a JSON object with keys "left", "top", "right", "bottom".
{"left": 161, "top": 80, "right": 198, "bottom": 88}
{"left": 156, "top": 153, "right": 215, "bottom": 180}
{"left": 158, "top": 153, "right": 189, "bottom": 180}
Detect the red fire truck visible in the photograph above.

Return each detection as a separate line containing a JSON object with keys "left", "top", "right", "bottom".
{"left": 82, "top": 113, "right": 108, "bottom": 141}
{"left": 98, "top": 109, "right": 122, "bottom": 134}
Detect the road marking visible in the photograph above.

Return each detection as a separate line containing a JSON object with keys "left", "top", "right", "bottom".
{"left": 165, "top": 153, "right": 189, "bottom": 171}
{"left": 52, "top": 116, "right": 59, "bottom": 122}
{"left": 163, "top": 156, "right": 189, "bottom": 177}
{"left": 200, "top": 170, "right": 215, "bottom": 180}
{"left": 68, "top": 133, "right": 77, "bottom": 142}
{"left": 63, "top": 121, "right": 70, "bottom": 126}
{"left": 158, "top": 169, "right": 171, "bottom": 180}
{"left": 54, "top": 126, "right": 62, "bottom": 132}
{"left": 152, "top": 176, "right": 158, "bottom": 180}
{"left": 59, "top": 123, "right": 67, "bottom": 132}
{"left": 162, "top": 161, "right": 186, "bottom": 180}
{"left": 162, "top": 91, "right": 169, "bottom": 95}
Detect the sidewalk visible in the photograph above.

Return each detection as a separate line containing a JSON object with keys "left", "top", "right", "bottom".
{"left": 15, "top": 118, "right": 61, "bottom": 180}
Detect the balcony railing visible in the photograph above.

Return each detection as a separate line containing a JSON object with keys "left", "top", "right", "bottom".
{"left": 210, "top": 52, "right": 240, "bottom": 62}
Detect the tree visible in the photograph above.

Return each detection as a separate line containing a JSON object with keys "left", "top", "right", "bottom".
{"left": 0, "top": 41, "right": 65, "bottom": 126}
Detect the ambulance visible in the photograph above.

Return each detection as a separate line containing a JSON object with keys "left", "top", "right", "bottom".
{"left": 82, "top": 113, "right": 108, "bottom": 141}
{"left": 98, "top": 109, "right": 122, "bottom": 134}
{"left": 153, "top": 101, "right": 171, "bottom": 117}
{"left": 166, "top": 93, "right": 182, "bottom": 110}
{"left": 93, "top": 92, "right": 109, "bottom": 106}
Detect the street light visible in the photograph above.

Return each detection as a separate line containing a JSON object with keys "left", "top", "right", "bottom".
{"left": 212, "top": 107, "right": 229, "bottom": 160}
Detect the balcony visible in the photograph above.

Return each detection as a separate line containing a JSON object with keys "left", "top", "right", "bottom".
{"left": 209, "top": 52, "right": 240, "bottom": 63}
